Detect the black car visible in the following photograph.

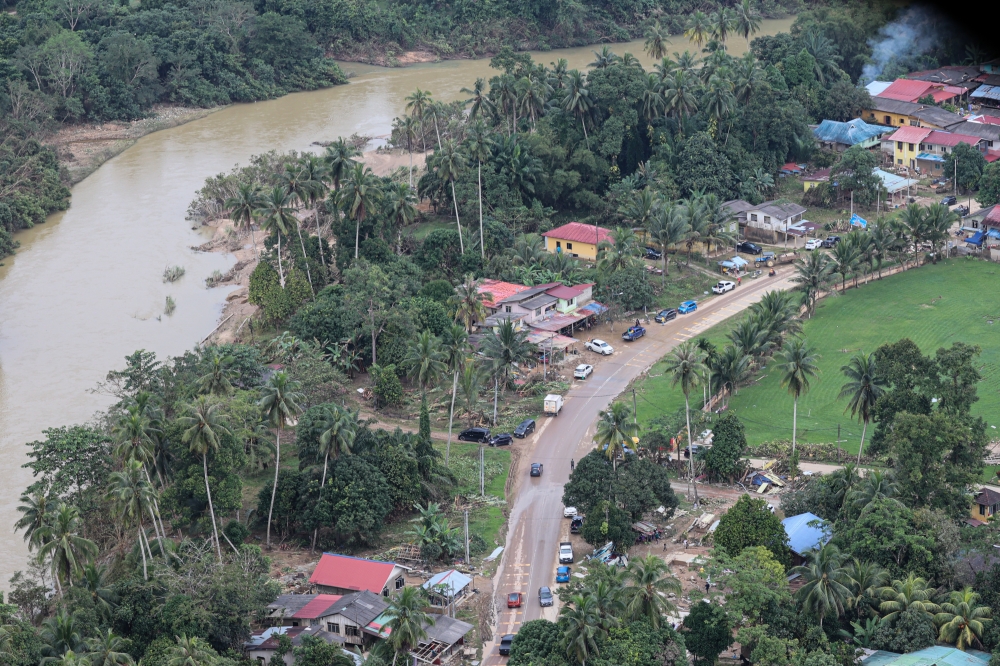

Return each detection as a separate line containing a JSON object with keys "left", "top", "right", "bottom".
{"left": 644, "top": 246, "right": 662, "bottom": 260}
{"left": 570, "top": 516, "right": 584, "bottom": 533}
{"left": 530, "top": 463, "right": 543, "bottom": 476}
{"left": 942, "top": 195, "right": 957, "bottom": 206}
{"left": 458, "top": 427, "right": 490, "bottom": 443}
{"left": 655, "top": 308, "right": 677, "bottom": 323}
{"left": 499, "top": 634, "right": 514, "bottom": 656}
{"left": 489, "top": 433, "right": 514, "bottom": 447}
{"left": 821, "top": 235, "right": 841, "bottom": 248}
{"left": 737, "top": 241, "right": 762, "bottom": 255}
{"left": 513, "top": 419, "right": 536, "bottom": 438}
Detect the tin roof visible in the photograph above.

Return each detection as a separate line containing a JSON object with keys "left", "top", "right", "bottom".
{"left": 542, "top": 222, "right": 612, "bottom": 245}
{"left": 309, "top": 554, "right": 399, "bottom": 595}
{"left": 971, "top": 85, "right": 1000, "bottom": 102}
{"left": 925, "top": 130, "right": 983, "bottom": 147}
{"left": 911, "top": 106, "right": 964, "bottom": 129}
{"left": 479, "top": 279, "right": 531, "bottom": 309}
{"left": 861, "top": 646, "right": 990, "bottom": 666}
{"left": 877, "top": 79, "right": 941, "bottom": 102}
{"left": 422, "top": 569, "right": 472, "bottom": 596}
{"left": 886, "top": 126, "right": 932, "bottom": 144}
{"left": 781, "top": 512, "right": 830, "bottom": 556}
{"left": 868, "top": 97, "right": 923, "bottom": 115}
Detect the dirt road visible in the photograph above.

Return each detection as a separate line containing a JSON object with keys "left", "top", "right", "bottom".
{"left": 483, "top": 270, "right": 797, "bottom": 664}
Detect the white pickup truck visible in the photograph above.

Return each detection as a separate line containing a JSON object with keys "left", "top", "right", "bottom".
{"left": 543, "top": 394, "right": 563, "bottom": 416}
{"left": 559, "top": 542, "right": 574, "bottom": 564}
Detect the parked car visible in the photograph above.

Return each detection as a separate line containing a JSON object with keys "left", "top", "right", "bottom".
{"left": 821, "top": 236, "right": 841, "bottom": 248}
{"left": 678, "top": 300, "right": 698, "bottom": 314}
{"left": 712, "top": 280, "right": 735, "bottom": 294}
{"left": 499, "top": 635, "right": 514, "bottom": 656}
{"left": 563, "top": 506, "right": 578, "bottom": 518}
{"left": 942, "top": 195, "right": 957, "bottom": 206}
{"left": 804, "top": 238, "right": 823, "bottom": 250}
{"left": 585, "top": 339, "right": 614, "bottom": 355}
{"left": 556, "top": 566, "right": 571, "bottom": 583}
{"left": 622, "top": 326, "right": 646, "bottom": 341}
{"left": 458, "top": 427, "right": 490, "bottom": 442}
{"left": 489, "top": 433, "right": 513, "bottom": 447}
{"left": 559, "top": 542, "right": 574, "bottom": 564}
{"left": 513, "top": 419, "right": 535, "bottom": 438}
{"left": 574, "top": 364, "right": 594, "bottom": 379}
{"left": 507, "top": 593, "right": 524, "bottom": 608}
{"left": 655, "top": 308, "right": 677, "bottom": 323}
{"left": 538, "top": 587, "right": 554, "bottom": 607}
{"left": 570, "top": 517, "right": 583, "bottom": 534}
{"left": 737, "top": 241, "right": 762, "bottom": 255}
{"left": 644, "top": 246, "right": 662, "bottom": 260}
{"left": 530, "top": 463, "right": 543, "bottom": 477}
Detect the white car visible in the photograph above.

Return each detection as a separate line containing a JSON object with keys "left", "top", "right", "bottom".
{"left": 585, "top": 339, "right": 614, "bottom": 355}
{"left": 563, "top": 506, "right": 578, "bottom": 518}
{"left": 805, "top": 238, "right": 823, "bottom": 250}
{"left": 712, "top": 280, "right": 736, "bottom": 294}
{"left": 574, "top": 364, "right": 594, "bottom": 379}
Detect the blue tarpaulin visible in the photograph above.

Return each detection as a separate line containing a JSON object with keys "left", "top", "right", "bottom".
{"left": 813, "top": 118, "right": 894, "bottom": 146}
{"left": 782, "top": 512, "right": 830, "bottom": 556}
{"left": 966, "top": 231, "right": 984, "bottom": 246}
{"left": 850, "top": 214, "right": 868, "bottom": 228}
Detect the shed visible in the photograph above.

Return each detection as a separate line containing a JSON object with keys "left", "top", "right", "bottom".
{"left": 781, "top": 512, "right": 830, "bottom": 561}
{"left": 422, "top": 570, "right": 472, "bottom": 607}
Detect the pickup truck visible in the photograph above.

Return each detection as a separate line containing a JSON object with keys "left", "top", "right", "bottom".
{"left": 559, "top": 542, "right": 574, "bottom": 564}
{"left": 585, "top": 339, "right": 614, "bottom": 355}
{"left": 543, "top": 394, "right": 563, "bottom": 417}
{"left": 622, "top": 326, "right": 645, "bottom": 341}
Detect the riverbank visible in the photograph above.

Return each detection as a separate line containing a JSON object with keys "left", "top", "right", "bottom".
{"left": 46, "top": 105, "right": 227, "bottom": 186}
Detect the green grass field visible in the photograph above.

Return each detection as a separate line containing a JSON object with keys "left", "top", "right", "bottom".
{"left": 635, "top": 259, "right": 1000, "bottom": 454}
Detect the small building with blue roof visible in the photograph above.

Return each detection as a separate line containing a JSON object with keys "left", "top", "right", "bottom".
{"left": 813, "top": 118, "right": 895, "bottom": 152}
{"left": 781, "top": 512, "right": 830, "bottom": 564}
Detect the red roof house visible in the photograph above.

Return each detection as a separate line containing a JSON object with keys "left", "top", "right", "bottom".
{"left": 984, "top": 206, "right": 1000, "bottom": 228}
{"left": 886, "top": 126, "right": 932, "bottom": 144}
{"left": 478, "top": 279, "right": 531, "bottom": 310}
{"left": 309, "top": 554, "right": 406, "bottom": 596}
{"left": 542, "top": 222, "right": 612, "bottom": 245}
{"left": 877, "top": 79, "right": 958, "bottom": 104}
{"left": 924, "top": 130, "right": 984, "bottom": 148}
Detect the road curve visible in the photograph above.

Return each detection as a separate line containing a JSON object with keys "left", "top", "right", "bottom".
{"left": 484, "top": 270, "right": 796, "bottom": 664}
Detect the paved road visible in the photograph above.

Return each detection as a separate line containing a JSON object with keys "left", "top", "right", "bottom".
{"left": 483, "top": 270, "right": 796, "bottom": 664}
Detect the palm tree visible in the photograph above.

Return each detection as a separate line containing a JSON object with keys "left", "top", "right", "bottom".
{"left": 461, "top": 77, "right": 494, "bottom": 121}
{"left": 897, "top": 203, "right": 927, "bottom": 268}
{"left": 792, "top": 543, "right": 852, "bottom": 629}
{"left": 441, "top": 324, "right": 469, "bottom": 466}
{"left": 107, "top": 460, "right": 156, "bottom": 580}
{"left": 384, "top": 182, "right": 418, "bottom": 251}
{"left": 197, "top": 350, "right": 237, "bottom": 396}
{"left": 710, "top": 7, "right": 736, "bottom": 45}
{"left": 847, "top": 470, "right": 898, "bottom": 515}
{"left": 258, "top": 371, "right": 304, "bottom": 549}
{"left": 934, "top": 587, "right": 992, "bottom": 649}
{"left": 86, "top": 630, "right": 134, "bottom": 666}
{"left": 281, "top": 164, "right": 316, "bottom": 296}
{"left": 402, "top": 331, "right": 447, "bottom": 397}
{"left": 589, "top": 45, "right": 619, "bottom": 69}
{"left": 323, "top": 138, "right": 361, "bottom": 192}
{"left": 405, "top": 89, "right": 433, "bottom": 152}
{"left": 450, "top": 274, "right": 491, "bottom": 332}
{"left": 112, "top": 407, "right": 166, "bottom": 548}
{"left": 425, "top": 100, "right": 448, "bottom": 148}
{"left": 838, "top": 352, "right": 887, "bottom": 464}
{"left": 77, "top": 563, "right": 118, "bottom": 621}
{"left": 830, "top": 235, "right": 860, "bottom": 291}
{"left": 736, "top": 0, "right": 762, "bottom": 47}
{"left": 255, "top": 186, "right": 296, "bottom": 288}
{"left": 457, "top": 362, "right": 485, "bottom": 426}
{"left": 620, "top": 189, "right": 659, "bottom": 230}
{"left": 342, "top": 162, "right": 382, "bottom": 259}
{"left": 877, "top": 574, "right": 939, "bottom": 623}
{"left": 924, "top": 202, "right": 958, "bottom": 263}
{"left": 384, "top": 587, "right": 434, "bottom": 666}
{"left": 393, "top": 116, "right": 419, "bottom": 188}
{"left": 297, "top": 154, "right": 331, "bottom": 271}
{"left": 464, "top": 121, "right": 494, "bottom": 258}
{"left": 597, "top": 227, "right": 640, "bottom": 276}
{"left": 733, "top": 52, "right": 763, "bottom": 105}
{"left": 435, "top": 139, "right": 466, "bottom": 253}
{"left": 595, "top": 402, "right": 639, "bottom": 470}
{"left": 801, "top": 28, "right": 841, "bottom": 85}
{"left": 15, "top": 485, "right": 54, "bottom": 550}
{"left": 648, "top": 203, "right": 689, "bottom": 281}
{"left": 36, "top": 504, "right": 98, "bottom": 596}
{"left": 792, "top": 251, "right": 834, "bottom": 317}
{"left": 624, "top": 555, "right": 681, "bottom": 627}
{"left": 703, "top": 75, "right": 735, "bottom": 129}
{"left": 178, "top": 396, "right": 232, "bottom": 561}
{"left": 224, "top": 182, "right": 262, "bottom": 260}
{"left": 493, "top": 73, "right": 518, "bottom": 136}
{"left": 684, "top": 11, "right": 711, "bottom": 47}
{"left": 639, "top": 72, "right": 664, "bottom": 124}
{"left": 167, "top": 635, "right": 215, "bottom": 666}
{"left": 480, "top": 319, "right": 537, "bottom": 424}
{"left": 311, "top": 405, "right": 357, "bottom": 551}
{"left": 663, "top": 341, "right": 708, "bottom": 503}
{"left": 773, "top": 337, "right": 820, "bottom": 461}
{"left": 562, "top": 594, "right": 601, "bottom": 666}
{"left": 662, "top": 70, "right": 699, "bottom": 130}
{"left": 644, "top": 21, "right": 670, "bottom": 60}
{"left": 710, "top": 345, "right": 752, "bottom": 408}
{"left": 40, "top": 609, "right": 86, "bottom": 662}
{"left": 563, "top": 70, "right": 593, "bottom": 149}
{"left": 844, "top": 559, "right": 888, "bottom": 618}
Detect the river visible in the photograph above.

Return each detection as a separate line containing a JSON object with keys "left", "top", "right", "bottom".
{"left": 0, "top": 18, "right": 793, "bottom": 588}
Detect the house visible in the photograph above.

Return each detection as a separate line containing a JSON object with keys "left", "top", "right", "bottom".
{"left": 477, "top": 279, "right": 531, "bottom": 312}
{"left": 865, "top": 81, "right": 892, "bottom": 97}
{"left": 309, "top": 554, "right": 407, "bottom": 597}
{"left": 859, "top": 646, "right": 992, "bottom": 666}
{"left": 802, "top": 168, "right": 830, "bottom": 192}
{"left": 542, "top": 222, "right": 612, "bottom": 260}
{"left": 266, "top": 594, "right": 343, "bottom": 626}
{"left": 245, "top": 626, "right": 347, "bottom": 666}
{"left": 948, "top": 120, "right": 1000, "bottom": 150}
{"left": 546, "top": 283, "right": 593, "bottom": 313}
{"left": 971, "top": 84, "right": 1000, "bottom": 109}
{"left": 906, "top": 65, "right": 983, "bottom": 88}
{"left": 914, "top": 131, "right": 988, "bottom": 176}
{"left": 781, "top": 512, "right": 830, "bottom": 565}
{"left": 319, "top": 590, "right": 391, "bottom": 648}
{"left": 910, "top": 105, "right": 965, "bottom": 131}
{"left": 971, "top": 486, "right": 1000, "bottom": 523}
{"left": 422, "top": 569, "right": 473, "bottom": 611}
{"left": 812, "top": 118, "right": 895, "bottom": 152}
{"left": 741, "top": 200, "right": 807, "bottom": 243}
{"left": 369, "top": 613, "right": 474, "bottom": 666}
{"left": 884, "top": 126, "right": 931, "bottom": 168}
{"left": 876, "top": 78, "right": 960, "bottom": 105}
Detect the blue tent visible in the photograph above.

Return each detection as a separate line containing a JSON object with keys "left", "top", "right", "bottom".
{"left": 782, "top": 512, "right": 830, "bottom": 557}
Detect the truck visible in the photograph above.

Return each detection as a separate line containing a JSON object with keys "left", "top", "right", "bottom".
{"left": 621, "top": 325, "right": 645, "bottom": 341}
{"left": 559, "top": 542, "right": 574, "bottom": 564}
{"left": 544, "top": 394, "right": 563, "bottom": 417}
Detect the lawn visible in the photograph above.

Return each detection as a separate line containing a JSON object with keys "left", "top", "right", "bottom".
{"left": 433, "top": 440, "right": 511, "bottom": 548}
{"left": 634, "top": 259, "right": 1000, "bottom": 455}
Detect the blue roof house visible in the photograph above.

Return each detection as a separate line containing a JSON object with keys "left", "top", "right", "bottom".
{"left": 813, "top": 118, "right": 895, "bottom": 151}
{"left": 781, "top": 512, "right": 831, "bottom": 563}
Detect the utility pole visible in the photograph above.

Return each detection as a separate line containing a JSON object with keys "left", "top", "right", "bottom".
{"left": 479, "top": 446, "right": 484, "bottom": 496}
{"left": 837, "top": 423, "right": 841, "bottom": 464}
{"left": 955, "top": 158, "right": 958, "bottom": 199}
{"left": 632, "top": 388, "right": 638, "bottom": 424}
{"left": 464, "top": 510, "right": 469, "bottom": 565}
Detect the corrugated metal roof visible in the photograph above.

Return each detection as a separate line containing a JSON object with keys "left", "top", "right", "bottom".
{"left": 813, "top": 118, "right": 894, "bottom": 145}
{"left": 971, "top": 84, "right": 1000, "bottom": 101}
{"left": 781, "top": 512, "right": 830, "bottom": 556}
{"left": 877, "top": 79, "right": 939, "bottom": 102}
{"left": 542, "top": 222, "right": 612, "bottom": 245}
{"left": 873, "top": 169, "right": 919, "bottom": 194}
{"left": 886, "top": 126, "right": 932, "bottom": 144}
{"left": 916, "top": 152, "right": 945, "bottom": 162}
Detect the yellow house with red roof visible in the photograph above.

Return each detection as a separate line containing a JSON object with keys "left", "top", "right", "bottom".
{"left": 542, "top": 222, "right": 612, "bottom": 260}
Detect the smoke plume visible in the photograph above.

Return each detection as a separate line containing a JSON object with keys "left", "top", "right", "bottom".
{"left": 861, "top": 6, "right": 941, "bottom": 84}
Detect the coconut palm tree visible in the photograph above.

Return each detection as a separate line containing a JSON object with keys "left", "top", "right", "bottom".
{"left": 773, "top": 337, "right": 820, "bottom": 460}
{"left": 178, "top": 395, "right": 232, "bottom": 561}
{"left": 847, "top": 470, "right": 898, "bottom": 515}
{"left": 197, "top": 350, "right": 238, "bottom": 396}
{"left": 77, "top": 564, "right": 118, "bottom": 621}
{"left": 644, "top": 21, "right": 671, "bottom": 60}
{"left": 39, "top": 609, "right": 86, "bottom": 662}
{"left": 461, "top": 77, "right": 494, "bottom": 121}
{"left": 434, "top": 139, "right": 466, "bottom": 253}
{"left": 897, "top": 203, "right": 928, "bottom": 268}
{"left": 624, "top": 555, "right": 681, "bottom": 627}
{"left": 597, "top": 227, "right": 640, "bottom": 276}
{"left": 663, "top": 69, "right": 699, "bottom": 130}
{"left": 457, "top": 362, "right": 485, "bottom": 426}
{"left": 934, "top": 587, "right": 992, "bottom": 649}
{"left": 106, "top": 460, "right": 156, "bottom": 580}
{"left": 792, "top": 251, "right": 834, "bottom": 317}
{"left": 441, "top": 324, "right": 470, "bottom": 466}
{"left": 844, "top": 559, "right": 888, "bottom": 618}
{"left": 877, "top": 574, "right": 939, "bottom": 623}
{"left": 595, "top": 402, "right": 639, "bottom": 470}
{"left": 402, "top": 331, "right": 447, "bottom": 398}
{"left": 167, "top": 635, "right": 215, "bottom": 666}
{"left": 620, "top": 189, "right": 659, "bottom": 230}
{"left": 297, "top": 154, "right": 331, "bottom": 271}
{"left": 562, "top": 594, "right": 601, "bottom": 666}
{"left": 801, "top": 28, "right": 841, "bottom": 85}
{"left": 493, "top": 73, "right": 518, "bottom": 136}
{"left": 15, "top": 485, "right": 54, "bottom": 550}
{"left": 342, "top": 162, "right": 382, "bottom": 260}
{"left": 384, "top": 182, "right": 418, "bottom": 252}
{"left": 792, "top": 543, "right": 852, "bottom": 629}
{"left": 710, "top": 345, "right": 752, "bottom": 408}
{"left": 703, "top": 74, "right": 735, "bottom": 130}
{"left": 710, "top": 8, "right": 736, "bottom": 45}
{"left": 384, "top": 587, "right": 434, "bottom": 666}
{"left": 258, "top": 371, "right": 304, "bottom": 549}
{"left": 393, "top": 116, "right": 419, "bottom": 188}
{"left": 838, "top": 352, "right": 887, "bottom": 464}
{"left": 648, "top": 203, "right": 688, "bottom": 282}
{"left": 310, "top": 404, "right": 357, "bottom": 551}
{"left": 112, "top": 407, "right": 167, "bottom": 547}
{"left": 322, "top": 138, "right": 361, "bottom": 192}
{"left": 736, "top": 0, "right": 762, "bottom": 46}
{"left": 639, "top": 72, "right": 664, "bottom": 124}
{"left": 425, "top": 100, "right": 449, "bottom": 148}
{"left": 733, "top": 52, "right": 764, "bottom": 105}
{"left": 224, "top": 182, "right": 262, "bottom": 260}
{"left": 563, "top": 70, "right": 593, "bottom": 149}
{"left": 450, "top": 274, "right": 492, "bottom": 332}
{"left": 86, "top": 630, "right": 134, "bottom": 666}
{"left": 36, "top": 504, "right": 98, "bottom": 596}
{"left": 464, "top": 122, "right": 494, "bottom": 258}
{"left": 684, "top": 11, "right": 711, "bottom": 47}
{"left": 663, "top": 341, "right": 708, "bottom": 503}
{"left": 589, "top": 45, "right": 619, "bottom": 69}
{"left": 405, "top": 89, "right": 433, "bottom": 152}
{"left": 255, "top": 186, "right": 296, "bottom": 288}
{"left": 480, "top": 318, "right": 537, "bottom": 424}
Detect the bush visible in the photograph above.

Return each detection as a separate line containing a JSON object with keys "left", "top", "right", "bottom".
{"left": 224, "top": 521, "right": 250, "bottom": 547}
{"left": 370, "top": 364, "right": 403, "bottom": 407}
{"left": 248, "top": 261, "right": 312, "bottom": 324}
{"left": 870, "top": 609, "right": 936, "bottom": 653}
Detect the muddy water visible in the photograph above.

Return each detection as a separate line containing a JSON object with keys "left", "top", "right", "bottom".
{"left": 0, "top": 18, "right": 793, "bottom": 587}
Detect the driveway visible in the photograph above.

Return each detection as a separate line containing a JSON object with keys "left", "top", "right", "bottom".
{"left": 483, "top": 270, "right": 797, "bottom": 664}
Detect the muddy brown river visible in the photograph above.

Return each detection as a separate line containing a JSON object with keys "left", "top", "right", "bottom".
{"left": 0, "top": 19, "right": 793, "bottom": 588}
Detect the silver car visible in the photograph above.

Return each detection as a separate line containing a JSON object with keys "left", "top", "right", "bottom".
{"left": 574, "top": 364, "right": 594, "bottom": 379}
